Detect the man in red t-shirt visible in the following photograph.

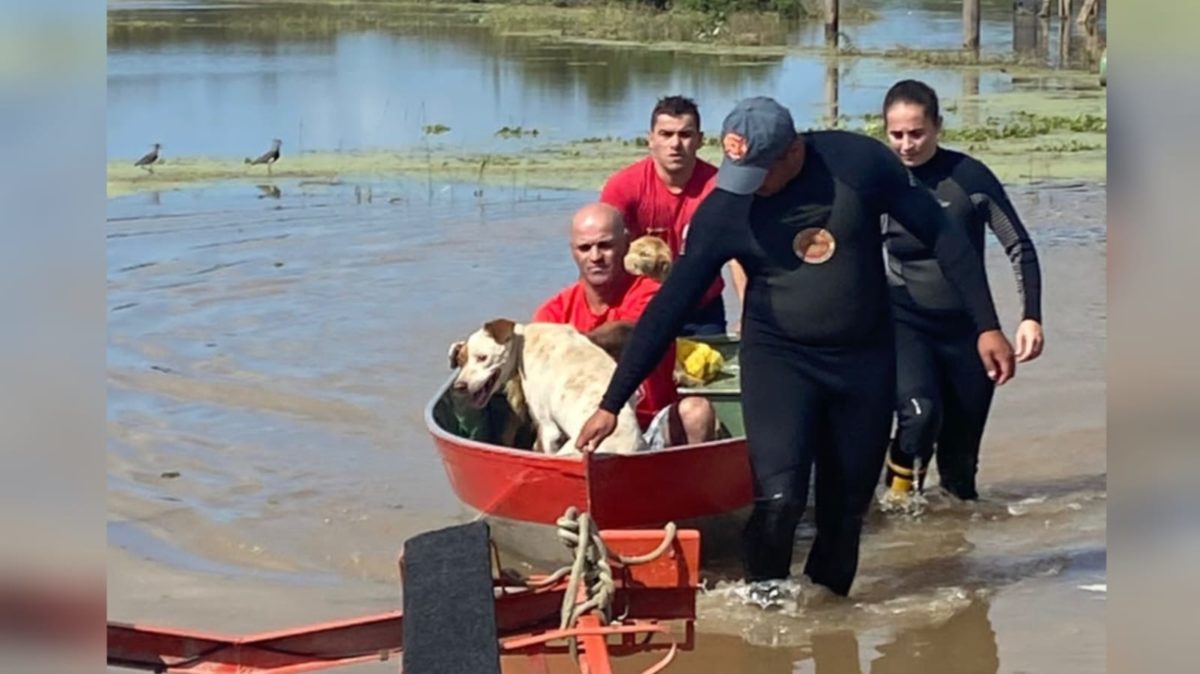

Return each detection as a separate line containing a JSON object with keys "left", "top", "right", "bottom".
{"left": 533, "top": 203, "right": 717, "bottom": 447}
{"left": 600, "top": 95, "right": 747, "bottom": 336}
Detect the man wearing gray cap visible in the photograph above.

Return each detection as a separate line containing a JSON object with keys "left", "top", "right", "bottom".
{"left": 576, "top": 96, "right": 1015, "bottom": 598}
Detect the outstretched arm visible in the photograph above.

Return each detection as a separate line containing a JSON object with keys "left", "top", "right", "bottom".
{"left": 577, "top": 190, "right": 750, "bottom": 449}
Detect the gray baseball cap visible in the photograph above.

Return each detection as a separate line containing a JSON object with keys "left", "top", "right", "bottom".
{"left": 715, "top": 97, "right": 798, "bottom": 195}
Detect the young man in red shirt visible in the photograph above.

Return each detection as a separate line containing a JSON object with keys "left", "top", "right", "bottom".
{"left": 600, "top": 96, "right": 747, "bottom": 336}
{"left": 533, "top": 203, "right": 717, "bottom": 447}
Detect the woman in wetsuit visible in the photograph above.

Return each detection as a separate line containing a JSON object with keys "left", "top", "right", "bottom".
{"left": 575, "top": 96, "right": 1015, "bottom": 598}
{"left": 880, "top": 80, "right": 1045, "bottom": 501}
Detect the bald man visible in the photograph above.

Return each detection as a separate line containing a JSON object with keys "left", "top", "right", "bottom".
{"left": 532, "top": 203, "right": 717, "bottom": 448}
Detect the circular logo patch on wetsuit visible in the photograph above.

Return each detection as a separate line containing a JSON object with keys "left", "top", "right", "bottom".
{"left": 793, "top": 227, "right": 836, "bottom": 264}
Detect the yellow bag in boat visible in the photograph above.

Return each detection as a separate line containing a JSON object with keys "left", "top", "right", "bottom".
{"left": 675, "top": 338, "right": 725, "bottom": 384}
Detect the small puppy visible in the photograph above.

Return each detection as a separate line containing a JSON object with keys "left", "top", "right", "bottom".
{"left": 449, "top": 319, "right": 645, "bottom": 455}
{"left": 624, "top": 235, "right": 672, "bottom": 283}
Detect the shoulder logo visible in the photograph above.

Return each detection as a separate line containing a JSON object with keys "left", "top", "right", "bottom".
{"left": 938, "top": 199, "right": 952, "bottom": 208}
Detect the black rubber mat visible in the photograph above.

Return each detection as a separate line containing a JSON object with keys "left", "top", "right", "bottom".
{"left": 401, "top": 520, "right": 501, "bottom": 674}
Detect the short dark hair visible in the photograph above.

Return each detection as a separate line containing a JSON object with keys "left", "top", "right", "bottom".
{"left": 650, "top": 95, "right": 701, "bottom": 131}
{"left": 883, "top": 79, "right": 941, "bottom": 125}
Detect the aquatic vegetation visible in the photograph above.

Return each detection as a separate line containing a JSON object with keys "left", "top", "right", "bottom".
{"left": 495, "top": 126, "right": 540, "bottom": 138}
{"left": 477, "top": 4, "right": 797, "bottom": 47}
{"left": 107, "top": 0, "right": 871, "bottom": 49}
{"left": 106, "top": 11, "right": 1105, "bottom": 199}
{"left": 107, "top": 83, "right": 1107, "bottom": 198}
{"left": 107, "top": 1, "right": 493, "bottom": 40}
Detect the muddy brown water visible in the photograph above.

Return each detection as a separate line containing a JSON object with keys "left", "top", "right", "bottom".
{"left": 107, "top": 176, "right": 1104, "bottom": 672}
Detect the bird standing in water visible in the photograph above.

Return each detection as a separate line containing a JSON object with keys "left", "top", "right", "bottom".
{"left": 245, "top": 139, "right": 282, "bottom": 174}
{"left": 134, "top": 143, "right": 161, "bottom": 173}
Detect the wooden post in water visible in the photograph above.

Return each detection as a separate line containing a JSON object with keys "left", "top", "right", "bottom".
{"left": 963, "top": 0, "right": 981, "bottom": 51}
{"left": 1013, "top": 3, "right": 1039, "bottom": 58}
{"left": 824, "top": 61, "right": 839, "bottom": 127}
{"left": 1058, "top": 14, "right": 1072, "bottom": 67}
{"left": 1076, "top": 0, "right": 1098, "bottom": 24}
{"left": 825, "top": 0, "right": 839, "bottom": 48}
{"left": 962, "top": 70, "right": 980, "bottom": 127}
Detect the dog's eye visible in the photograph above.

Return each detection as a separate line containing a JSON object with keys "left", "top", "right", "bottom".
{"left": 475, "top": 354, "right": 487, "bottom": 363}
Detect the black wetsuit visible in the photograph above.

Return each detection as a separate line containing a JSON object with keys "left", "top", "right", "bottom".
{"left": 884, "top": 147, "right": 1041, "bottom": 500}
{"left": 597, "top": 130, "right": 1000, "bottom": 595}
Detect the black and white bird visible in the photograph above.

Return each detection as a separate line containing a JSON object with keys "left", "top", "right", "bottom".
{"left": 134, "top": 143, "right": 161, "bottom": 173}
{"left": 245, "top": 139, "right": 282, "bottom": 174}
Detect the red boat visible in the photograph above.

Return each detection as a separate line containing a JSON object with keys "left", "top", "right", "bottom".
{"left": 425, "top": 335, "right": 753, "bottom": 553}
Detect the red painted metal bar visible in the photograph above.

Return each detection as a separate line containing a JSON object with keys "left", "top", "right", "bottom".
{"left": 106, "top": 612, "right": 404, "bottom": 674}
{"left": 107, "top": 529, "right": 699, "bottom": 674}
{"left": 576, "top": 611, "right": 615, "bottom": 674}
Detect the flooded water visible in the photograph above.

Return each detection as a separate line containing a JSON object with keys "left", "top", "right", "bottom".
{"left": 107, "top": 0, "right": 1105, "bottom": 159}
{"left": 106, "top": 176, "right": 1105, "bottom": 672}
{"left": 106, "top": 2, "right": 1106, "bottom": 672}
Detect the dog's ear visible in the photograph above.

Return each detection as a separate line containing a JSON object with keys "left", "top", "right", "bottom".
{"left": 448, "top": 340, "right": 467, "bottom": 369}
{"left": 483, "top": 318, "right": 516, "bottom": 344}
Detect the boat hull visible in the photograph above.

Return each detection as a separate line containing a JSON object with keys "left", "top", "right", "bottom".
{"left": 425, "top": 335, "right": 754, "bottom": 541}
{"left": 427, "top": 383, "right": 753, "bottom": 529}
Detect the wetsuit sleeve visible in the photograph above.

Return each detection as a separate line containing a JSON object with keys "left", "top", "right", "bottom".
{"left": 598, "top": 190, "right": 748, "bottom": 414}
{"left": 957, "top": 161, "right": 1043, "bottom": 323}
{"left": 879, "top": 155, "right": 1001, "bottom": 334}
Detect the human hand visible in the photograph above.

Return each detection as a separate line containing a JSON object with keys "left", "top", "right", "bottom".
{"left": 977, "top": 329, "right": 1015, "bottom": 385}
{"left": 1013, "top": 319, "right": 1044, "bottom": 363}
{"left": 576, "top": 409, "right": 617, "bottom": 452}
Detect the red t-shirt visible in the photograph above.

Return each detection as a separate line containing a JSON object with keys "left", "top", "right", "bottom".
{"left": 599, "top": 156, "right": 723, "bottom": 307}
{"left": 532, "top": 276, "right": 678, "bottom": 428}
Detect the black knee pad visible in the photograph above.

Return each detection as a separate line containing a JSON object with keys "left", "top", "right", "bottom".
{"left": 743, "top": 474, "right": 806, "bottom": 581}
{"left": 895, "top": 395, "right": 941, "bottom": 464}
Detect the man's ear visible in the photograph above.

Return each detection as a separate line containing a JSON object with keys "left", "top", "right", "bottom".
{"left": 483, "top": 319, "right": 516, "bottom": 344}
{"left": 449, "top": 341, "right": 466, "bottom": 369}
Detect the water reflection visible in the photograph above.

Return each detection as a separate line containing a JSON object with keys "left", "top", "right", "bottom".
{"left": 675, "top": 597, "right": 1000, "bottom": 674}
{"left": 787, "top": 600, "right": 999, "bottom": 674}
{"left": 1012, "top": 3, "right": 1105, "bottom": 68}
{"left": 824, "top": 61, "right": 840, "bottom": 126}
{"left": 107, "top": 1, "right": 1103, "bottom": 160}
{"left": 867, "top": 600, "right": 999, "bottom": 673}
